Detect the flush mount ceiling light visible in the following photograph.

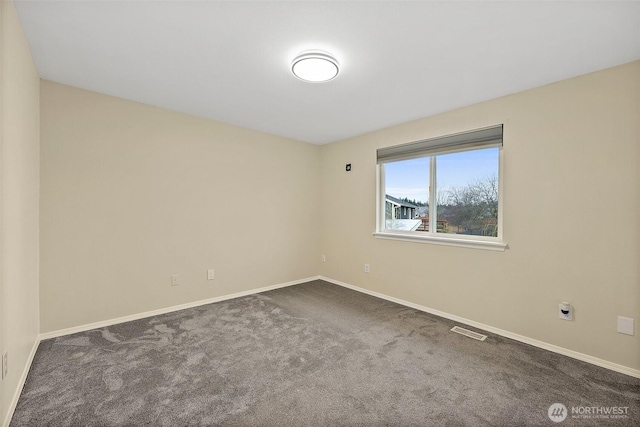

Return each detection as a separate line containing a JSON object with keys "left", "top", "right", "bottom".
{"left": 291, "top": 50, "right": 340, "bottom": 83}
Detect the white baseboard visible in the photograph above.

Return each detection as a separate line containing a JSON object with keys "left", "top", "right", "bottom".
{"left": 320, "top": 276, "right": 640, "bottom": 379}
{"left": 3, "top": 338, "right": 40, "bottom": 427}
{"left": 39, "top": 276, "right": 320, "bottom": 340}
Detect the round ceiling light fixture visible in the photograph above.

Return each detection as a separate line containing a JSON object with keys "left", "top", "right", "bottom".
{"left": 291, "top": 50, "right": 340, "bottom": 83}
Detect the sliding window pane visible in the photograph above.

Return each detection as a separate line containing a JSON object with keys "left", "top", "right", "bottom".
{"left": 435, "top": 147, "right": 499, "bottom": 236}
{"left": 384, "top": 157, "right": 429, "bottom": 232}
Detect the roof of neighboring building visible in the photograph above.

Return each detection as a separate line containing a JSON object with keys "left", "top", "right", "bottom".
{"left": 385, "top": 195, "right": 418, "bottom": 208}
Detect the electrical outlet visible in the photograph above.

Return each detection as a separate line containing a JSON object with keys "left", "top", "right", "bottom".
{"left": 559, "top": 302, "right": 572, "bottom": 320}
{"left": 2, "top": 352, "right": 7, "bottom": 379}
{"left": 207, "top": 269, "right": 215, "bottom": 280}
{"left": 171, "top": 274, "right": 179, "bottom": 286}
{"left": 364, "top": 264, "right": 370, "bottom": 273}
{"left": 321, "top": 255, "right": 326, "bottom": 262}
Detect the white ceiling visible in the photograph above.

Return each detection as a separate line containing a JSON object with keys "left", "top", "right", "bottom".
{"left": 14, "top": 1, "right": 640, "bottom": 145}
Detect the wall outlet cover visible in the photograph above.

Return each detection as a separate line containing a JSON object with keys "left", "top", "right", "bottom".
{"left": 559, "top": 302, "right": 572, "bottom": 321}
{"left": 617, "top": 316, "right": 634, "bottom": 336}
{"left": 2, "top": 352, "right": 7, "bottom": 379}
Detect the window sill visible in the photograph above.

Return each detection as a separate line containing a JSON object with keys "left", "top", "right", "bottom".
{"left": 373, "top": 231, "right": 507, "bottom": 252}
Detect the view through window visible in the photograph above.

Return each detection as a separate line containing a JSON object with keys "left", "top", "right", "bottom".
{"left": 383, "top": 146, "right": 500, "bottom": 238}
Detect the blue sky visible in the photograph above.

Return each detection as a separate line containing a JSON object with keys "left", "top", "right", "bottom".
{"left": 385, "top": 147, "right": 499, "bottom": 203}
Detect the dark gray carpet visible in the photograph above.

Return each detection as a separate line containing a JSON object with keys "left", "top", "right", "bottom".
{"left": 11, "top": 280, "right": 640, "bottom": 426}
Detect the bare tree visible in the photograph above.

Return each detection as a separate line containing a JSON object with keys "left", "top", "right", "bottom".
{"left": 439, "top": 174, "right": 498, "bottom": 237}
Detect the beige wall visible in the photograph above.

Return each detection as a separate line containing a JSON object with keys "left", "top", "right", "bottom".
{"left": 319, "top": 61, "right": 640, "bottom": 370}
{"left": 39, "top": 81, "right": 320, "bottom": 333}
{"left": 0, "top": 0, "right": 41, "bottom": 422}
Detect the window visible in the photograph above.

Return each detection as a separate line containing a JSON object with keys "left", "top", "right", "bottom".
{"left": 375, "top": 125, "right": 506, "bottom": 251}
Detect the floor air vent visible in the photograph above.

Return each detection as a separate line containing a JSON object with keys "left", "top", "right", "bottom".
{"left": 450, "top": 326, "right": 487, "bottom": 341}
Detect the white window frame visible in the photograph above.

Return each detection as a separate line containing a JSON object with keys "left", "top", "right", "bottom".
{"left": 374, "top": 125, "right": 507, "bottom": 252}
